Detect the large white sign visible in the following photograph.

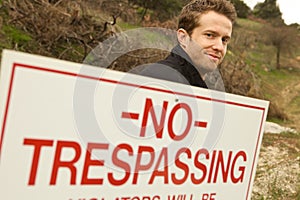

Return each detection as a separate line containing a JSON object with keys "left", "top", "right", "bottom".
{"left": 0, "top": 50, "right": 268, "bottom": 200}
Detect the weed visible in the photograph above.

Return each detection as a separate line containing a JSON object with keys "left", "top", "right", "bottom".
{"left": 268, "top": 174, "right": 285, "bottom": 199}
{"left": 2, "top": 25, "right": 32, "bottom": 47}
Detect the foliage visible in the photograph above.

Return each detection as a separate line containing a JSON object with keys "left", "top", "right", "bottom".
{"left": 219, "top": 20, "right": 263, "bottom": 98}
{"left": 230, "top": 0, "right": 251, "bottom": 18}
{"left": 1, "top": 0, "right": 116, "bottom": 63}
{"left": 261, "top": 22, "right": 298, "bottom": 69}
{"left": 232, "top": 18, "right": 300, "bottom": 122}
{"left": 253, "top": 0, "right": 282, "bottom": 21}
{"left": 2, "top": 25, "right": 32, "bottom": 46}
{"left": 128, "top": 0, "right": 183, "bottom": 21}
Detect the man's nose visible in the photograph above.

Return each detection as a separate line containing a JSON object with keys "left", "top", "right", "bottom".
{"left": 212, "top": 38, "right": 224, "bottom": 51}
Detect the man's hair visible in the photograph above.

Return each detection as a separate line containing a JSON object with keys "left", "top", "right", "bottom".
{"left": 178, "top": 0, "right": 237, "bottom": 35}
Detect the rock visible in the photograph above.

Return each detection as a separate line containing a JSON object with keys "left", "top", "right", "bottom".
{"left": 264, "top": 121, "right": 297, "bottom": 134}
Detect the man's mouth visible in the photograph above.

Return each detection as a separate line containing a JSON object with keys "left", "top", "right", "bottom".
{"left": 207, "top": 53, "right": 220, "bottom": 63}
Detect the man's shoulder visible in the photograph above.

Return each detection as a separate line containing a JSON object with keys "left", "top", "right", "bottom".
{"left": 157, "top": 53, "right": 186, "bottom": 71}
{"left": 129, "top": 62, "right": 190, "bottom": 85}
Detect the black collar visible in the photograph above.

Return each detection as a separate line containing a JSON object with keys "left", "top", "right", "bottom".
{"left": 161, "top": 45, "right": 208, "bottom": 88}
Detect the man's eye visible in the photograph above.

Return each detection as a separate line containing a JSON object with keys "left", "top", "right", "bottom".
{"left": 222, "top": 38, "right": 230, "bottom": 44}
{"left": 205, "top": 33, "right": 213, "bottom": 38}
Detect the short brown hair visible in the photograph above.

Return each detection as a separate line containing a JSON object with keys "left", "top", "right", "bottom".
{"left": 178, "top": 0, "right": 237, "bottom": 35}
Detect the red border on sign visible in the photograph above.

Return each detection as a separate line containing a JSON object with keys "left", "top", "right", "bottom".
{"left": 0, "top": 62, "right": 267, "bottom": 199}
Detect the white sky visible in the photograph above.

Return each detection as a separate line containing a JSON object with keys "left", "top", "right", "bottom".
{"left": 242, "top": 0, "right": 300, "bottom": 25}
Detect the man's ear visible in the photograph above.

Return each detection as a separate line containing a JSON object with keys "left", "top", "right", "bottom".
{"left": 177, "top": 28, "right": 189, "bottom": 48}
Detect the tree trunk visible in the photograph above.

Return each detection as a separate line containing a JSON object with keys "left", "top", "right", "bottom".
{"left": 276, "top": 45, "right": 281, "bottom": 69}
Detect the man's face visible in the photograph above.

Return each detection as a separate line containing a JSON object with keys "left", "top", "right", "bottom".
{"left": 179, "top": 11, "right": 233, "bottom": 75}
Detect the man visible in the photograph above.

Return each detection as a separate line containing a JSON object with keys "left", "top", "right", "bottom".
{"left": 132, "top": 0, "right": 237, "bottom": 89}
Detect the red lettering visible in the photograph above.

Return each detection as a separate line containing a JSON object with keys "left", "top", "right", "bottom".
{"left": 202, "top": 194, "right": 208, "bottom": 200}
{"left": 108, "top": 143, "right": 133, "bottom": 186}
{"left": 202, "top": 193, "right": 216, "bottom": 200}
{"left": 149, "top": 147, "right": 168, "bottom": 184}
{"left": 207, "top": 150, "right": 216, "bottom": 183}
{"left": 50, "top": 141, "right": 81, "bottom": 185}
{"left": 24, "top": 136, "right": 246, "bottom": 187}
{"left": 133, "top": 146, "right": 155, "bottom": 184}
{"left": 231, "top": 151, "right": 247, "bottom": 183}
{"left": 81, "top": 143, "right": 109, "bottom": 185}
{"left": 167, "top": 103, "right": 192, "bottom": 141}
{"left": 192, "top": 148, "right": 209, "bottom": 184}
{"left": 23, "top": 138, "right": 54, "bottom": 185}
{"left": 171, "top": 148, "right": 191, "bottom": 185}
{"left": 140, "top": 98, "right": 168, "bottom": 138}
{"left": 213, "top": 151, "right": 232, "bottom": 183}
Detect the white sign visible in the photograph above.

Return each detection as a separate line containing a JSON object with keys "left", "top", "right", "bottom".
{"left": 0, "top": 50, "right": 269, "bottom": 200}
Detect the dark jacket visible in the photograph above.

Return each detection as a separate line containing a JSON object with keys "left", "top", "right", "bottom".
{"left": 131, "top": 45, "right": 208, "bottom": 88}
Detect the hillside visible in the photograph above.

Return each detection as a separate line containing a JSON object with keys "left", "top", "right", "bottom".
{"left": 232, "top": 18, "right": 300, "bottom": 199}
{"left": 234, "top": 18, "right": 300, "bottom": 129}
{"left": 0, "top": 0, "right": 299, "bottom": 199}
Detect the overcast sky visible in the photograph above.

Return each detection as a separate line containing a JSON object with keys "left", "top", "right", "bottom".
{"left": 242, "top": 0, "right": 300, "bottom": 25}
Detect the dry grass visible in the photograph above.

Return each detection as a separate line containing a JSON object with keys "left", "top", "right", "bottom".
{"left": 252, "top": 133, "right": 300, "bottom": 199}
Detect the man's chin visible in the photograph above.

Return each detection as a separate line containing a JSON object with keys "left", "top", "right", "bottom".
{"left": 196, "top": 64, "right": 218, "bottom": 76}
{"left": 205, "top": 61, "right": 218, "bottom": 71}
